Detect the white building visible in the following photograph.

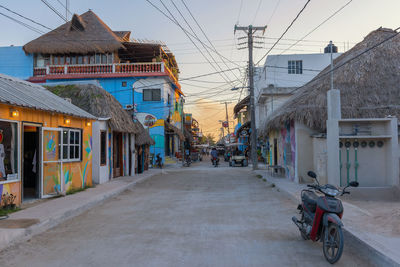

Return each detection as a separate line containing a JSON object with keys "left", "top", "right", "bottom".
{"left": 255, "top": 46, "right": 342, "bottom": 130}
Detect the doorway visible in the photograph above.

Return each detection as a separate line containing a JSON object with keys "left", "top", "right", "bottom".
{"left": 23, "top": 125, "right": 40, "bottom": 201}
{"left": 113, "top": 132, "right": 123, "bottom": 177}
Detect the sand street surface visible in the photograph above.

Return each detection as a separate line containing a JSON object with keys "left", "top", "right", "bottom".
{"left": 0, "top": 161, "right": 372, "bottom": 266}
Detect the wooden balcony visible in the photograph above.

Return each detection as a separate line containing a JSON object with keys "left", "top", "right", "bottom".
{"left": 31, "top": 62, "right": 181, "bottom": 91}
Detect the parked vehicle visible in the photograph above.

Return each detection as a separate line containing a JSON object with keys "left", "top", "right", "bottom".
{"left": 227, "top": 143, "right": 247, "bottom": 167}
{"left": 155, "top": 154, "right": 163, "bottom": 169}
{"left": 292, "top": 171, "right": 359, "bottom": 264}
{"left": 184, "top": 155, "right": 192, "bottom": 167}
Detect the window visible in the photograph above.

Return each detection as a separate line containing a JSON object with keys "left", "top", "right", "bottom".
{"left": 71, "top": 55, "right": 76, "bottom": 65}
{"left": 122, "top": 81, "right": 127, "bottom": 87}
{"left": 288, "top": 60, "right": 302, "bottom": 74}
{"left": 107, "top": 53, "right": 113, "bottom": 64}
{"left": 0, "top": 121, "right": 19, "bottom": 183}
{"left": 89, "top": 54, "right": 95, "bottom": 64}
{"left": 77, "top": 56, "right": 83, "bottom": 64}
{"left": 101, "top": 54, "right": 107, "bottom": 64}
{"left": 143, "top": 89, "right": 161, "bottom": 101}
{"left": 66, "top": 55, "right": 71, "bottom": 64}
{"left": 54, "top": 56, "right": 59, "bottom": 65}
{"left": 100, "top": 131, "right": 106, "bottom": 165}
{"left": 62, "top": 129, "right": 81, "bottom": 161}
{"left": 95, "top": 54, "right": 101, "bottom": 64}
{"left": 168, "top": 94, "right": 171, "bottom": 105}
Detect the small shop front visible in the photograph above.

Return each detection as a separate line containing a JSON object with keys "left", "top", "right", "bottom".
{"left": 0, "top": 104, "right": 94, "bottom": 206}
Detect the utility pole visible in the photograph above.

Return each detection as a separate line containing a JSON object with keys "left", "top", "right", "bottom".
{"left": 235, "top": 24, "right": 267, "bottom": 170}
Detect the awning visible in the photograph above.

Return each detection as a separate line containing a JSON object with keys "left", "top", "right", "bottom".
{"left": 165, "top": 121, "right": 185, "bottom": 141}
{"left": 234, "top": 95, "right": 250, "bottom": 115}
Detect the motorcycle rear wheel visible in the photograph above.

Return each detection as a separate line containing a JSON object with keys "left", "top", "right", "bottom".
{"left": 323, "top": 223, "right": 344, "bottom": 264}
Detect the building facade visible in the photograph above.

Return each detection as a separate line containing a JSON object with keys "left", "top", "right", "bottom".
{"left": 0, "top": 10, "right": 184, "bottom": 165}
{"left": 0, "top": 74, "right": 95, "bottom": 205}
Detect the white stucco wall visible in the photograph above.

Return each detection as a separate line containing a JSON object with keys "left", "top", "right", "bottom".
{"left": 92, "top": 120, "right": 110, "bottom": 184}
{"left": 256, "top": 53, "right": 342, "bottom": 93}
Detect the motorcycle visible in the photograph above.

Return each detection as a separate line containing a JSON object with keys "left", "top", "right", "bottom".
{"left": 211, "top": 157, "right": 219, "bottom": 167}
{"left": 292, "top": 171, "right": 359, "bottom": 264}
{"left": 184, "top": 155, "right": 191, "bottom": 167}
{"left": 155, "top": 154, "right": 163, "bottom": 169}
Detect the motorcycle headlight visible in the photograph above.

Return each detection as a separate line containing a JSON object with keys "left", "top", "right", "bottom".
{"left": 322, "top": 187, "right": 339, "bottom": 197}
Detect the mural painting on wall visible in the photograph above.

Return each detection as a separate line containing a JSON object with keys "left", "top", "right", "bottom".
{"left": 43, "top": 163, "right": 61, "bottom": 195}
{"left": 144, "top": 115, "right": 156, "bottom": 127}
{"left": 64, "top": 133, "right": 93, "bottom": 192}
{"left": 44, "top": 131, "right": 57, "bottom": 161}
{"left": 280, "top": 121, "right": 296, "bottom": 180}
{"left": 0, "top": 182, "right": 21, "bottom": 206}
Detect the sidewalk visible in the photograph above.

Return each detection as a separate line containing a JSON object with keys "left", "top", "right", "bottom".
{"left": 0, "top": 169, "right": 162, "bottom": 252}
{"left": 254, "top": 169, "right": 400, "bottom": 267}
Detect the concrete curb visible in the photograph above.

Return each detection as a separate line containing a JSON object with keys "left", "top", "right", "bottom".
{"left": 252, "top": 170, "right": 399, "bottom": 267}
{"left": 0, "top": 170, "right": 160, "bottom": 252}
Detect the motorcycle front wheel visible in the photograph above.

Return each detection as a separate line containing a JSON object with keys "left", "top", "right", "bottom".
{"left": 323, "top": 223, "right": 344, "bottom": 264}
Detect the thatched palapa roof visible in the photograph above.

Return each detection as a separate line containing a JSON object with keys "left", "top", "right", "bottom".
{"left": 23, "top": 11, "right": 124, "bottom": 54}
{"left": 264, "top": 28, "right": 400, "bottom": 133}
{"left": 135, "top": 121, "right": 155, "bottom": 146}
{"left": 46, "top": 83, "right": 138, "bottom": 133}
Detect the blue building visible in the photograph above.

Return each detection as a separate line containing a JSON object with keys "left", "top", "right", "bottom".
{"left": 0, "top": 10, "right": 184, "bottom": 164}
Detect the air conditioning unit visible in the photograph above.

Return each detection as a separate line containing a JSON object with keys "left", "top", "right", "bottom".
{"left": 125, "top": 104, "right": 134, "bottom": 109}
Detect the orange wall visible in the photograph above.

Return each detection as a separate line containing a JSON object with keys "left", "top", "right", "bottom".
{"left": 0, "top": 103, "right": 93, "bottom": 205}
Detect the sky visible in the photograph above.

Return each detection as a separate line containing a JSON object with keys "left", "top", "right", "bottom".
{"left": 1, "top": 0, "right": 399, "bottom": 139}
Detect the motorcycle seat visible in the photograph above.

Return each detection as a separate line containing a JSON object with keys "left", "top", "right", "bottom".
{"left": 302, "top": 191, "right": 318, "bottom": 211}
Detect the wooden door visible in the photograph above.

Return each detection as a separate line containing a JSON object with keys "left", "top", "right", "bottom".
{"left": 113, "top": 133, "right": 123, "bottom": 177}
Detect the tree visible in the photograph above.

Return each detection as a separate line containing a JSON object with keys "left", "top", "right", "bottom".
{"left": 199, "top": 133, "right": 215, "bottom": 145}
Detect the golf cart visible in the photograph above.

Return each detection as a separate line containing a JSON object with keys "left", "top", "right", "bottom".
{"left": 227, "top": 143, "right": 248, "bottom": 167}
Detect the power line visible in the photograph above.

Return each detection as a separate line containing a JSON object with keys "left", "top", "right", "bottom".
{"left": 40, "top": 0, "right": 67, "bottom": 22}
{"left": 277, "top": 0, "right": 353, "bottom": 56}
{"left": 180, "top": 0, "right": 241, "bottom": 82}
{"left": 144, "top": 0, "right": 242, "bottom": 69}
{"left": 252, "top": 0, "right": 263, "bottom": 24}
{"left": 266, "top": 0, "right": 281, "bottom": 25}
{"left": 287, "top": 26, "right": 400, "bottom": 96}
{"left": 166, "top": 0, "right": 235, "bottom": 86}
{"left": 0, "top": 11, "right": 45, "bottom": 34}
{"left": 0, "top": 5, "right": 52, "bottom": 30}
{"left": 256, "top": 0, "right": 311, "bottom": 65}
{"left": 236, "top": 0, "right": 243, "bottom": 24}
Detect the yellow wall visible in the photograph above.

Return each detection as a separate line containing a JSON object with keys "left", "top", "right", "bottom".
{"left": 0, "top": 103, "right": 93, "bottom": 206}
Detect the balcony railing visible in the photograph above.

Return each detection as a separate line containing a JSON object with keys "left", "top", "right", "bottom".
{"left": 33, "top": 62, "right": 181, "bottom": 91}
{"left": 33, "top": 62, "right": 164, "bottom": 76}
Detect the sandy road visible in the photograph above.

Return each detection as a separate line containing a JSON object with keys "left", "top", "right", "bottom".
{"left": 0, "top": 162, "right": 372, "bottom": 266}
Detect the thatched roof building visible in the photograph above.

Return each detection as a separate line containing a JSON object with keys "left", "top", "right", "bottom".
{"left": 24, "top": 11, "right": 124, "bottom": 54}
{"left": 46, "top": 83, "right": 139, "bottom": 133}
{"left": 263, "top": 28, "right": 400, "bottom": 133}
{"left": 135, "top": 120, "right": 155, "bottom": 146}
{"left": 23, "top": 10, "right": 179, "bottom": 71}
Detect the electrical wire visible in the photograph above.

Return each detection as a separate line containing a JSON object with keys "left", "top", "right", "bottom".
{"left": 180, "top": 0, "right": 241, "bottom": 82}
{"left": 0, "top": 11, "right": 45, "bottom": 34}
{"left": 166, "top": 0, "right": 235, "bottom": 86}
{"left": 287, "top": 26, "right": 400, "bottom": 96}
{"left": 256, "top": 0, "right": 311, "bottom": 65}
{"left": 277, "top": 0, "right": 353, "bottom": 56}
{"left": 0, "top": 5, "right": 52, "bottom": 30}
{"left": 251, "top": 0, "right": 263, "bottom": 24}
